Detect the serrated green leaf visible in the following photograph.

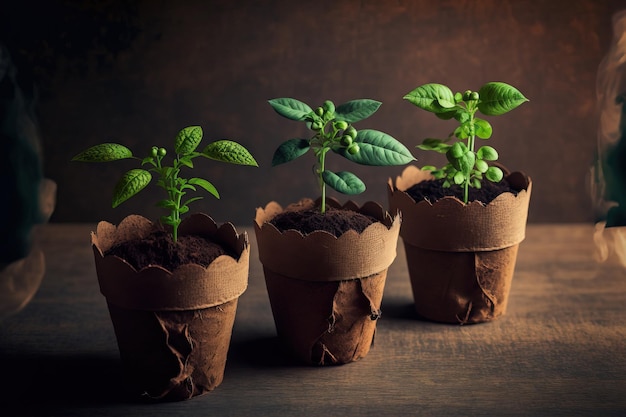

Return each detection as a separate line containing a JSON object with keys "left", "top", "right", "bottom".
{"left": 478, "top": 82, "right": 528, "bottom": 116}
{"left": 268, "top": 98, "right": 313, "bottom": 121}
{"left": 322, "top": 170, "right": 366, "bottom": 195}
{"left": 477, "top": 145, "right": 499, "bottom": 161}
{"left": 202, "top": 140, "right": 258, "bottom": 166}
{"left": 175, "top": 126, "right": 203, "bottom": 155}
{"left": 157, "top": 199, "right": 177, "bottom": 209}
{"left": 272, "top": 138, "right": 310, "bottom": 166}
{"left": 339, "top": 129, "right": 415, "bottom": 166}
{"left": 334, "top": 99, "right": 381, "bottom": 123}
{"left": 72, "top": 143, "right": 133, "bottom": 162}
{"left": 112, "top": 169, "right": 151, "bottom": 208}
{"left": 485, "top": 166, "right": 504, "bottom": 182}
{"left": 404, "top": 83, "right": 456, "bottom": 113}
{"left": 188, "top": 177, "right": 220, "bottom": 199}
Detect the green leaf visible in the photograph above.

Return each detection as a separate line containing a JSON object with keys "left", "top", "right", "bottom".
{"left": 188, "top": 177, "right": 220, "bottom": 199}
{"left": 272, "top": 138, "right": 310, "bottom": 166}
{"left": 72, "top": 143, "right": 133, "bottom": 162}
{"left": 403, "top": 83, "right": 456, "bottom": 113}
{"left": 453, "top": 171, "right": 465, "bottom": 185}
{"left": 322, "top": 170, "right": 366, "bottom": 195}
{"left": 485, "top": 166, "right": 504, "bottom": 182}
{"left": 334, "top": 99, "right": 381, "bottom": 123}
{"left": 477, "top": 145, "right": 499, "bottom": 161}
{"left": 477, "top": 82, "right": 528, "bottom": 116}
{"left": 112, "top": 169, "right": 151, "bottom": 208}
{"left": 448, "top": 142, "right": 467, "bottom": 159}
{"left": 475, "top": 159, "right": 489, "bottom": 173}
{"left": 202, "top": 140, "right": 258, "bottom": 166}
{"left": 474, "top": 118, "right": 493, "bottom": 139}
{"left": 156, "top": 199, "right": 177, "bottom": 209}
{"left": 417, "top": 138, "right": 451, "bottom": 154}
{"left": 268, "top": 98, "right": 313, "bottom": 121}
{"left": 182, "top": 196, "right": 204, "bottom": 207}
{"left": 339, "top": 129, "right": 415, "bottom": 166}
{"left": 179, "top": 156, "right": 194, "bottom": 168}
{"left": 175, "top": 126, "right": 203, "bottom": 155}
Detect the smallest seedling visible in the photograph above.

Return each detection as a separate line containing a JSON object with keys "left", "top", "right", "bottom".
{"left": 72, "top": 125, "right": 258, "bottom": 242}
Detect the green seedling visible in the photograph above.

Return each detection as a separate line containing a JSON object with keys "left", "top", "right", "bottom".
{"left": 268, "top": 98, "right": 415, "bottom": 213}
{"left": 72, "top": 125, "right": 258, "bottom": 242}
{"left": 403, "top": 82, "right": 528, "bottom": 203}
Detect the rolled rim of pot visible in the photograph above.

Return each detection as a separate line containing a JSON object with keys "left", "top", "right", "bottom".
{"left": 388, "top": 165, "right": 532, "bottom": 252}
{"left": 254, "top": 198, "right": 401, "bottom": 281}
{"left": 91, "top": 213, "right": 249, "bottom": 311}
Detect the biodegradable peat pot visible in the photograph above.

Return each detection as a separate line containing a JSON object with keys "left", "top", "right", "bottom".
{"left": 254, "top": 197, "right": 400, "bottom": 366}
{"left": 388, "top": 165, "right": 532, "bottom": 324}
{"left": 91, "top": 213, "right": 249, "bottom": 401}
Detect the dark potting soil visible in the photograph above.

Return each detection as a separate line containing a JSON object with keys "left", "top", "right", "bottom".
{"left": 405, "top": 178, "right": 520, "bottom": 204}
{"left": 105, "top": 229, "right": 233, "bottom": 271}
{"left": 269, "top": 206, "right": 378, "bottom": 237}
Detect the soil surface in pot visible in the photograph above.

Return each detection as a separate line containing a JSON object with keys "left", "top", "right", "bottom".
{"left": 406, "top": 178, "right": 519, "bottom": 204}
{"left": 105, "top": 228, "right": 234, "bottom": 271}
{"left": 269, "top": 206, "right": 377, "bottom": 237}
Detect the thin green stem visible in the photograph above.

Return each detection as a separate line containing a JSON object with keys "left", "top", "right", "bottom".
{"left": 318, "top": 147, "right": 328, "bottom": 214}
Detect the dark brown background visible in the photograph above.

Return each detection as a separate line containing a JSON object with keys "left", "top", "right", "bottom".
{"left": 4, "top": 0, "right": 625, "bottom": 226}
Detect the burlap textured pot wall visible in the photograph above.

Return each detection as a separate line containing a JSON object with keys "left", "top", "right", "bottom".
{"left": 388, "top": 166, "right": 532, "bottom": 324}
{"left": 254, "top": 199, "right": 400, "bottom": 365}
{"left": 91, "top": 213, "right": 249, "bottom": 401}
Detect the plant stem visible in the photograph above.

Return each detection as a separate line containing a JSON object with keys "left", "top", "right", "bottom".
{"left": 318, "top": 147, "right": 328, "bottom": 214}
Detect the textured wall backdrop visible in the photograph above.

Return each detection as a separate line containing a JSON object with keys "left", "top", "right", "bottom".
{"left": 2, "top": 0, "right": 624, "bottom": 226}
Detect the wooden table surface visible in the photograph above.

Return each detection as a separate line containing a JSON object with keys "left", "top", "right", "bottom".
{"left": 1, "top": 223, "right": 625, "bottom": 416}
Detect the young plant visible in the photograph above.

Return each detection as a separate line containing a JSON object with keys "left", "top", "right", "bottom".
{"left": 268, "top": 98, "right": 415, "bottom": 213}
{"left": 72, "top": 125, "right": 258, "bottom": 242}
{"left": 403, "top": 82, "right": 528, "bottom": 203}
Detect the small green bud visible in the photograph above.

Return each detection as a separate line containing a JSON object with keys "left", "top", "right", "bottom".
{"left": 322, "top": 100, "right": 335, "bottom": 114}
{"left": 345, "top": 126, "right": 357, "bottom": 139}
{"left": 158, "top": 147, "right": 167, "bottom": 157}
{"left": 463, "top": 90, "right": 472, "bottom": 101}
{"left": 150, "top": 146, "right": 158, "bottom": 157}
{"left": 471, "top": 91, "right": 479, "bottom": 101}
{"left": 311, "top": 120, "right": 322, "bottom": 131}
{"left": 340, "top": 135, "right": 353, "bottom": 147}
{"left": 315, "top": 107, "right": 324, "bottom": 116}
{"left": 334, "top": 120, "right": 348, "bottom": 130}
{"left": 347, "top": 143, "right": 360, "bottom": 155}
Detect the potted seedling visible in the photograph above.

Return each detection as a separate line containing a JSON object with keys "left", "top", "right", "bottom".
{"left": 72, "top": 125, "right": 257, "bottom": 401}
{"left": 255, "top": 97, "right": 414, "bottom": 365}
{"left": 388, "top": 82, "right": 531, "bottom": 324}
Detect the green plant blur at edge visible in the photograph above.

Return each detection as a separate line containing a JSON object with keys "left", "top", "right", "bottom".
{"left": 268, "top": 98, "right": 415, "bottom": 213}
{"left": 403, "top": 82, "right": 528, "bottom": 204}
{"left": 71, "top": 125, "right": 258, "bottom": 242}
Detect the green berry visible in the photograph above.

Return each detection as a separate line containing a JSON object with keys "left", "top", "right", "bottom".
{"left": 334, "top": 120, "right": 348, "bottom": 130}
{"left": 347, "top": 143, "right": 360, "bottom": 155}
{"left": 158, "top": 147, "right": 167, "bottom": 157}
{"left": 322, "top": 100, "right": 335, "bottom": 114}
{"left": 150, "top": 146, "right": 158, "bottom": 157}
{"left": 315, "top": 107, "right": 324, "bottom": 116}
{"left": 345, "top": 126, "right": 357, "bottom": 139}
{"left": 471, "top": 91, "right": 479, "bottom": 100}
{"left": 340, "top": 135, "right": 353, "bottom": 147}
{"left": 463, "top": 90, "right": 472, "bottom": 101}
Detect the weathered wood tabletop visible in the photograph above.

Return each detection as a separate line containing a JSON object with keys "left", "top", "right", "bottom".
{"left": 1, "top": 223, "right": 625, "bottom": 416}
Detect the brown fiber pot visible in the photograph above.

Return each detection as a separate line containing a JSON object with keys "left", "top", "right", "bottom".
{"left": 91, "top": 213, "right": 249, "bottom": 401}
{"left": 388, "top": 166, "right": 532, "bottom": 324}
{"left": 254, "top": 198, "right": 400, "bottom": 365}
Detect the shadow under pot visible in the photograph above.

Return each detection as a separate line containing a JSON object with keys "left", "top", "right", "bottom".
{"left": 388, "top": 165, "right": 532, "bottom": 324}
{"left": 254, "top": 197, "right": 401, "bottom": 366}
{"left": 91, "top": 213, "right": 249, "bottom": 401}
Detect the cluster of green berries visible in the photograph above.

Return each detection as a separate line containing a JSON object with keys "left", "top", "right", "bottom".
{"left": 150, "top": 146, "right": 167, "bottom": 158}
{"left": 309, "top": 100, "right": 360, "bottom": 155}
{"left": 462, "top": 90, "right": 480, "bottom": 102}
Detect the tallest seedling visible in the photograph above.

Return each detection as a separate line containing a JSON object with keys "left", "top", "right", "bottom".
{"left": 269, "top": 98, "right": 415, "bottom": 213}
